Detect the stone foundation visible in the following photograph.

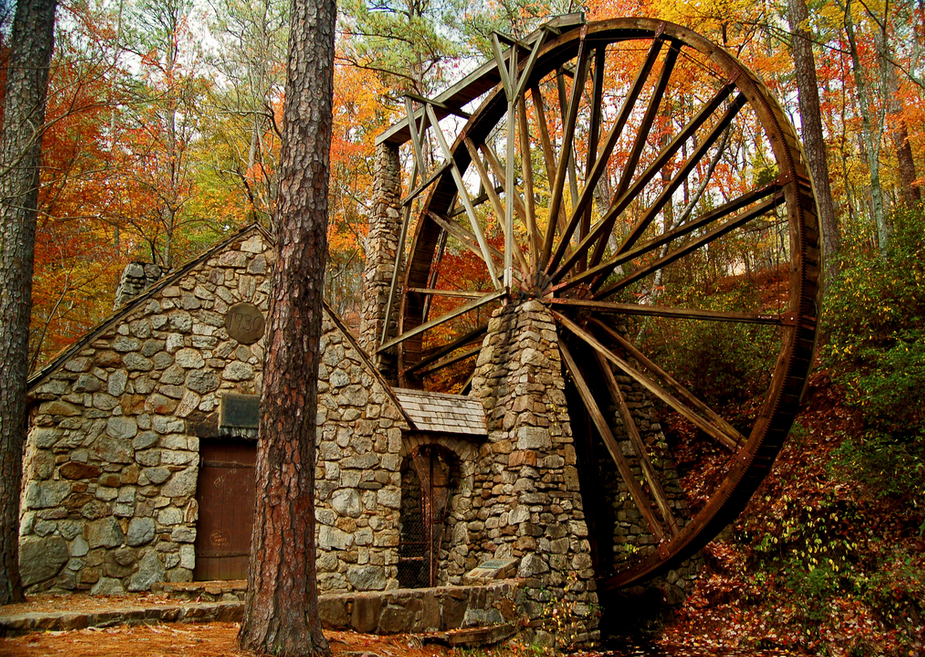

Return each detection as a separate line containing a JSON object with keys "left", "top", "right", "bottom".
{"left": 463, "top": 299, "right": 600, "bottom": 643}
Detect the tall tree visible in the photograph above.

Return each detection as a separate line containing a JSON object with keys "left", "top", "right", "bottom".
{"left": 787, "top": 0, "right": 841, "bottom": 279}
{"left": 236, "top": 0, "right": 335, "bottom": 650}
{"left": 0, "top": 0, "right": 59, "bottom": 605}
{"left": 118, "top": 0, "right": 207, "bottom": 267}
{"left": 873, "top": 13, "right": 921, "bottom": 207}
{"left": 842, "top": 0, "right": 889, "bottom": 253}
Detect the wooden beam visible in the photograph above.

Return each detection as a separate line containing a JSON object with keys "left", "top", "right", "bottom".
{"left": 462, "top": 139, "right": 530, "bottom": 274}
{"left": 425, "top": 104, "right": 503, "bottom": 290}
{"left": 591, "top": 318, "right": 747, "bottom": 447}
{"left": 378, "top": 13, "right": 586, "bottom": 146}
{"left": 553, "top": 181, "right": 783, "bottom": 294}
{"left": 540, "top": 37, "right": 592, "bottom": 268}
{"left": 546, "top": 37, "right": 664, "bottom": 272}
{"left": 595, "top": 352, "right": 679, "bottom": 535}
{"left": 560, "top": 340, "right": 667, "bottom": 541}
{"left": 402, "top": 323, "right": 488, "bottom": 376}
{"left": 553, "top": 311, "right": 742, "bottom": 450}
{"left": 548, "top": 297, "right": 789, "bottom": 326}
{"left": 378, "top": 290, "right": 506, "bottom": 353}
{"left": 428, "top": 212, "right": 503, "bottom": 266}
{"left": 550, "top": 82, "right": 736, "bottom": 282}
{"left": 593, "top": 191, "right": 782, "bottom": 298}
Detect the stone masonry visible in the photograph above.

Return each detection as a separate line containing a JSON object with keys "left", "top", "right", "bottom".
{"left": 359, "top": 142, "right": 402, "bottom": 382}
{"left": 463, "top": 299, "right": 600, "bottom": 644}
{"left": 313, "top": 309, "right": 413, "bottom": 593}
{"left": 21, "top": 226, "right": 273, "bottom": 595}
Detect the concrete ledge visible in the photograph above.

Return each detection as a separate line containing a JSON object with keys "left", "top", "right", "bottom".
{"left": 317, "top": 580, "right": 526, "bottom": 634}
{"left": 0, "top": 580, "right": 529, "bottom": 638}
{"left": 0, "top": 601, "right": 243, "bottom": 637}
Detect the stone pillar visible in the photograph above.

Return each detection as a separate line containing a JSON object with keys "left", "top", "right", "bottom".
{"left": 466, "top": 299, "right": 599, "bottom": 646}
{"left": 359, "top": 142, "right": 402, "bottom": 383}
{"left": 114, "top": 262, "right": 165, "bottom": 308}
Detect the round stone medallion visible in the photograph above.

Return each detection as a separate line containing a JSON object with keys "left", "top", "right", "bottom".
{"left": 225, "top": 302, "right": 266, "bottom": 344}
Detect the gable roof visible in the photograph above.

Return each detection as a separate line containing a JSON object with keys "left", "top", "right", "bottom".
{"left": 28, "top": 223, "right": 273, "bottom": 390}
{"left": 393, "top": 388, "right": 487, "bottom": 437}
{"left": 27, "top": 223, "right": 487, "bottom": 437}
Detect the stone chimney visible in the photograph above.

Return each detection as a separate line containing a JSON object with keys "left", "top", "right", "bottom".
{"left": 114, "top": 262, "right": 166, "bottom": 308}
{"left": 359, "top": 142, "right": 402, "bottom": 383}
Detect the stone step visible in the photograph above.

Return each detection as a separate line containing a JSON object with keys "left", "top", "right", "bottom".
{"left": 156, "top": 579, "right": 246, "bottom": 602}
{"left": 0, "top": 601, "right": 243, "bottom": 637}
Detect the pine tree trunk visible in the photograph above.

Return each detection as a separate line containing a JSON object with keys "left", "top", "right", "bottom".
{"left": 236, "top": 0, "right": 335, "bottom": 651}
{"left": 0, "top": 0, "right": 58, "bottom": 606}
{"left": 787, "top": 0, "right": 841, "bottom": 280}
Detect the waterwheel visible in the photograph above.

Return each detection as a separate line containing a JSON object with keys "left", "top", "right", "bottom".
{"left": 377, "top": 16, "right": 820, "bottom": 591}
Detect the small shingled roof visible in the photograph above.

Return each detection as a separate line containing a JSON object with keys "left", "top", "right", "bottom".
{"left": 393, "top": 388, "right": 487, "bottom": 437}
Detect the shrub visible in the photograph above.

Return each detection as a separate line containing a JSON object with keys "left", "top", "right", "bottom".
{"left": 821, "top": 205, "right": 925, "bottom": 435}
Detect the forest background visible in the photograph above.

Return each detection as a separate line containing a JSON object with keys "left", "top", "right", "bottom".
{"left": 5, "top": 0, "right": 925, "bottom": 652}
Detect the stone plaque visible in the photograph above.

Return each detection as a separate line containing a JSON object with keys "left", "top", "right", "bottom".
{"left": 463, "top": 557, "right": 519, "bottom": 583}
{"left": 220, "top": 394, "right": 260, "bottom": 429}
{"left": 225, "top": 302, "right": 265, "bottom": 344}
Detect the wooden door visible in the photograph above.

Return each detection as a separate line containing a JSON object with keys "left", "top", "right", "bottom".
{"left": 194, "top": 441, "right": 256, "bottom": 580}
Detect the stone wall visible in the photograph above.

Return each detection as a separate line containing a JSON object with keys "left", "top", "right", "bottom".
{"left": 318, "top": 579, "right": 525, "bottom": 635}
{"left": 313, "top": 310, "right": 412, "bottom": 593}
{"left": 20, "top": 228, "right": 273, "bottom": 595}
{"left": 462, "top": 299, "right": 600, "bottom": 644}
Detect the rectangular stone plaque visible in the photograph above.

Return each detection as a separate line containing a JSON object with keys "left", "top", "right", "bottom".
{"left": 463, "top": 557, "right": 519, "bottom": 583}
{"left": 220, "top": 394, "right": 260, "bottom": 429}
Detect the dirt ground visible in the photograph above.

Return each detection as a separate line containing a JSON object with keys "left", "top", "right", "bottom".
{"left": 0, "top": 595, "right": 474, "bottom": 657}
{"left": 0, "top": 623, "right": 465, "bottom": 657}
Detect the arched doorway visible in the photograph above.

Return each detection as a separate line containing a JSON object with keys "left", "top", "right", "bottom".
{"left": 397, "top": 445, "right": 457, "bottom": 588}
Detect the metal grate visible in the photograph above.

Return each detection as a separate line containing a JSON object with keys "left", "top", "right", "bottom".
{"left": 397, "top": 446, "right": 453, "bottom": 588}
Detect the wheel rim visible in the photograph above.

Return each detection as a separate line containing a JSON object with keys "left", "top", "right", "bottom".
{"left": 386, "top": 18, "right": 821, "bottom": 589}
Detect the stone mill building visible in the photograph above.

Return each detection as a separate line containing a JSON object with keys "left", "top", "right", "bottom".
{"left": 18, "top": 213, "right": 616, "bottom": 640}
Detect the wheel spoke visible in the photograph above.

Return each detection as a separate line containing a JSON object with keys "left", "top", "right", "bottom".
{"left": 529, "top": 83, "right": 556, "bottom": 191}
{"left": 479, "top": 142, "right": 529, "bottom": 225}
{"left": 379, "top": 290, "right": 506, "bottom": 353}
{"left": 462, "top": 138, "right": 530, "bottom": 274}
{"left": 554, "top": 311, "right": 743, "bottom": 450}
{"left": 593, "top": 190, "right": 785, "bottom": 299}
{"left": 425, "top": 104, "right": 503, "bottom": 290}
{"left": 613, "top": 41, "right": 680, "bottom": 200}
{"left": 540, "top": 43, "right": 592, "bottom": 269}
{"left": 596, "top": 93, "right": 748, "bottom": 283}
{"left": 548, "top": 298, "right": 790, "bottom": 326}
{"left": 578, "top": 46, "right": 607, "bottom": 271}
{"left": 595, "top": 352, "right": 680, "bottom": 536}
{"left": 414, "top": 345, "right": 481, "bottom": 378}
{"left": 407, "top": 288, "right": 490, "bottom": 299}
{"left": 556, "top": 67, "right": 583, "bottom": 211}
{"left": 403, "top": 323, "right": 488, "bottom": 377}
{"left": 517, "top": 100, "right": 540, "bottom": 266}
{"left": 544, "top": 36, "right": 665, "bottom": 272}
{"left": 401, "top": 162, "right": 450, "bottom": 207}
{"left": 428, "top": 212, "right": 504, "bottom": 267}
{"left": 590, "top": 318, "right": 747, "bottom": 447}
{"left": 550, "top": 82, "right": 737, "bottom": 283}
{"left": 554, "top": 182, "right": 783, "bottom": 294}
{"left": 560, "top": 340, "right": 668, "bottom": 541}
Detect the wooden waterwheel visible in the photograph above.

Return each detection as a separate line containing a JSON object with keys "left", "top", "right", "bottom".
{"left": 376, "top": 15, "right": 821, "bottom": 590}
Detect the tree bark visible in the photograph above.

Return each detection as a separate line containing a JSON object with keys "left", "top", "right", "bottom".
{"left": 236, "top": 0, "right": 335, "bottom": 651}
{"left": 787, "top": 0, "right": 841, "bottom": 280}
{"left": 844, "top": 0, "right": 889, "bottom": 254}
{"left": 0, "top": 0, "right": 58, "bottom": 606}
{"left": 874, "top": 27, "right": 921, "bottom": 207}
